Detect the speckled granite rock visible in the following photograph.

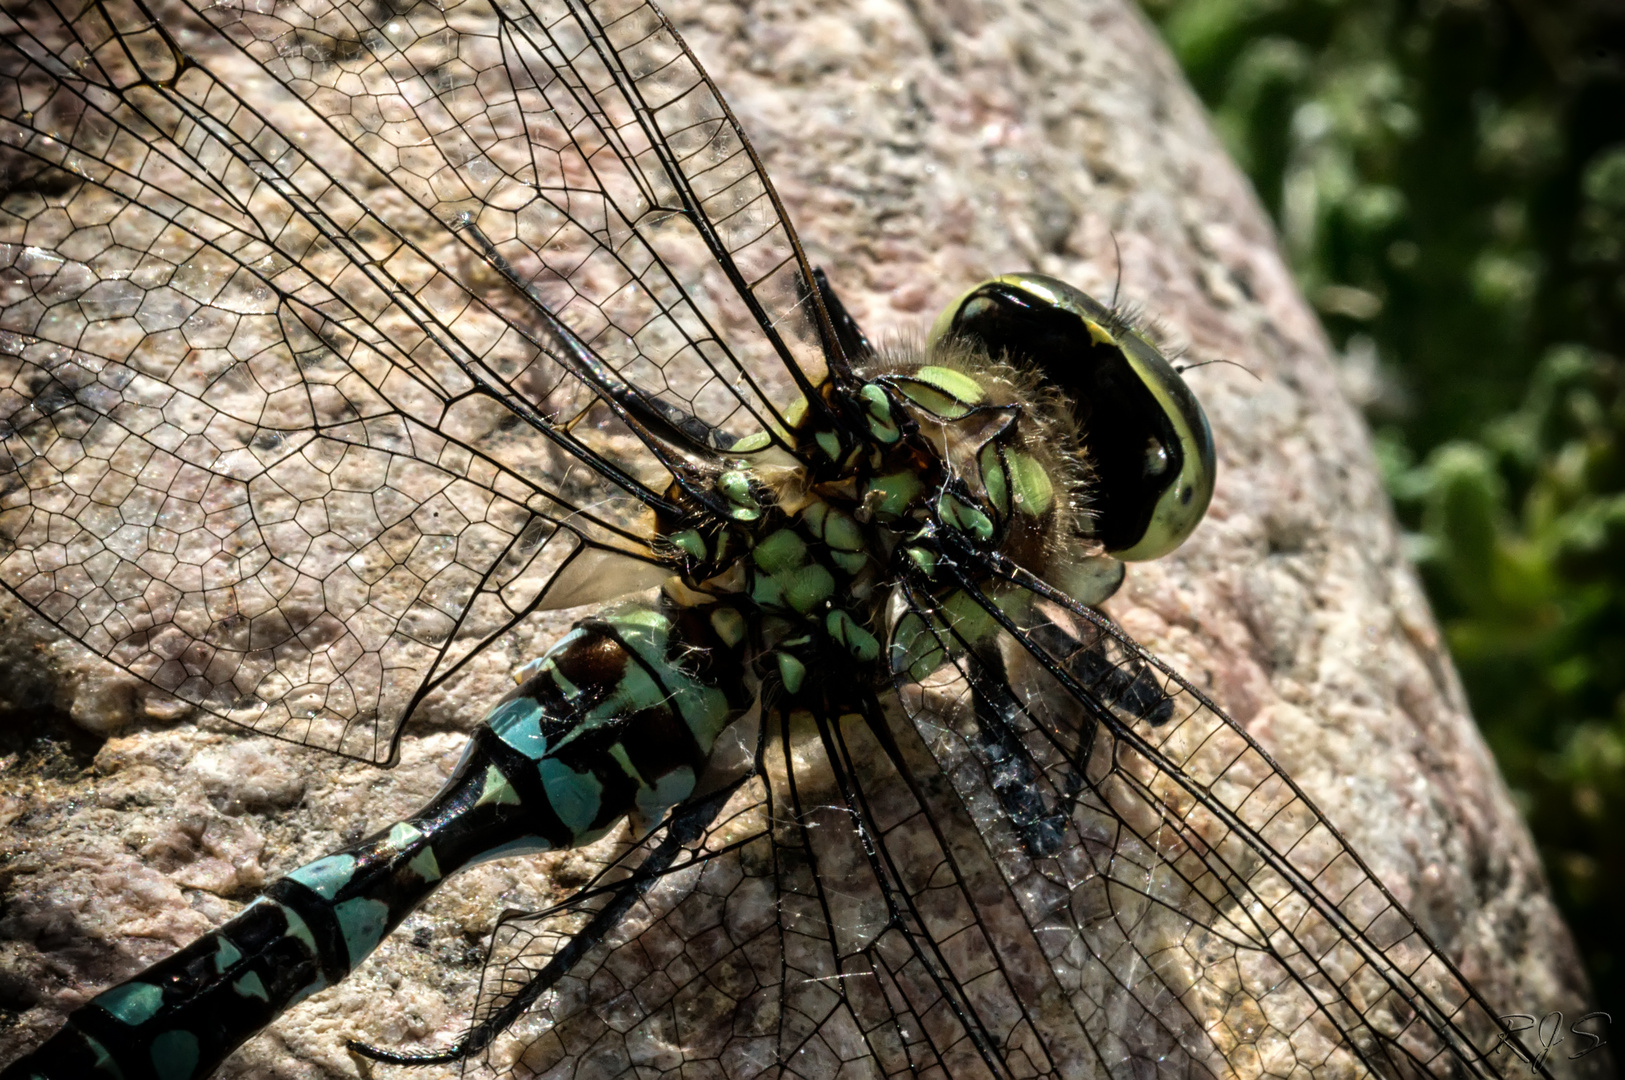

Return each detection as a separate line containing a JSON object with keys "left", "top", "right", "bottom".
{"left": 0, "top": 0, "right": 1600, "bottom": 1076}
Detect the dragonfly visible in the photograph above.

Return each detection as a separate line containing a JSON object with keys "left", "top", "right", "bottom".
{"left": 0, "top": 0, "right": 1562, "bottom": 1077}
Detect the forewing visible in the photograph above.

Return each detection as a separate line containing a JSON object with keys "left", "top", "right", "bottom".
{"left": 194, "top": 0, "right": 830, "bottom": 439}
{"left": 0, "top": 1, "right": 676, "bottom": 760}
{"left": 891, "top": 574, "right": 1547, "bottom": 1080}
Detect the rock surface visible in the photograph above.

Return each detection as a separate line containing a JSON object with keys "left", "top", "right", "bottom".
{"left": 0, "top": 0, "right": 1600, "bottom": 1076}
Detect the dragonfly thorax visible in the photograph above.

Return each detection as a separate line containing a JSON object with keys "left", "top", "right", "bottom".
{"left": 655, "top": 339, "right": 1115, "bottom": 700}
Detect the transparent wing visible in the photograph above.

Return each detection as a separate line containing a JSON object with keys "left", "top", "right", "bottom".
{"left": 451, "top": 767, "right": 925, "bottom": 1079}
{"left": 368, "top": 777, "right": 776, "bottom": 1076}
{"left": 0, "top": 0, "right": 696, "bottom": 761}
{"left": 193, "top": 0, "right": 832, "bottom": 438}
{"left": 764, "top": 701, "right": 1077, "bottom": 1079}
{"left": 446, "top": 698, "right": 1106, "bottom": 1079}
{"left": 889, "top": 566, "right": 1552, "bottom": 1080}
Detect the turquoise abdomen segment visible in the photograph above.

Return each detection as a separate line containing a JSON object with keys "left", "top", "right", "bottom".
{"left": 0, "top": 716, "right": 607, "bottom": 1080}
{"left": 0, "top": 888, "right": 335, "bottom": 1080}
{"left": 490, "top": 604, "right": 748, "bottom": 839}
{"left": 1, "top": 601, "right": 747, "bottom": 1080}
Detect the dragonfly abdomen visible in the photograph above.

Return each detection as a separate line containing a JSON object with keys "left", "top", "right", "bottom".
{"left": 490, "top": 605, "right": 748, "bottom": 843}
{"left": 1, "top": 727, "right": 529, "bottom": 1080}
{"left": 1, "top": 605, "right": 750, "bottom": 1080}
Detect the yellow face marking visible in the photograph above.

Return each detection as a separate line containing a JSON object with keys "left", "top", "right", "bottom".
{"left": 1081, "top": 318, "right": 1116, "bottom": 346}
{"left": 1109, "top": 334, "right": 1217, "bottom": 561}
{"left": 933, "top": 274, "right": 1218, "bottom": 555}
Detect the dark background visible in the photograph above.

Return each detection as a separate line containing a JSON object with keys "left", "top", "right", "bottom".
{"left": 1138, "top": 0, "right": 1625, "bottom": 1043}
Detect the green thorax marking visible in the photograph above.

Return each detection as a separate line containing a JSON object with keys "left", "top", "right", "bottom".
{"left": 652, "top": 362, "right": 1068, "bottom": 697}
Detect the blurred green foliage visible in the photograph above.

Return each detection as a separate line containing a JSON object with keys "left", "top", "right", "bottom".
{"left": 1141, "top": 0, "right": 1625, "bottom": 1031}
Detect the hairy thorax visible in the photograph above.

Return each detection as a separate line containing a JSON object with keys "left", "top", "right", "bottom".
{"left": 654, "top": 340, "right": 1104, "bottom": 701}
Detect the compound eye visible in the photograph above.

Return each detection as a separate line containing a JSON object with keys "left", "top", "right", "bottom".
{"left": 1091, "top": 330, "right": 1215, "bottom": 561}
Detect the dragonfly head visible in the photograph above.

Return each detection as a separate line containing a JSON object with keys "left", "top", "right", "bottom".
{"left": 928, "top": 273, "right": 1216, "bottom": 563}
